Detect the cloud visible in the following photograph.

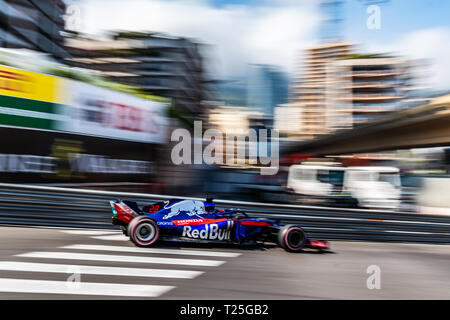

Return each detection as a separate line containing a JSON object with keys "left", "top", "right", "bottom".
{"left": 76, "top": 0, "right": 321, "bottom": 79}
{"left": 364, "top": 27, "right": 450, "bottom": 91}
{"left": 398, "top": 28, "right": 450, "bottom": 91}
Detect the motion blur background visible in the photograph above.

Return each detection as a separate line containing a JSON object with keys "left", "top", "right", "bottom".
{"left": 1, "top": 0, "right": 450, "bottom": 214}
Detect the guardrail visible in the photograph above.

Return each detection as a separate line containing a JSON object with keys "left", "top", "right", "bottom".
{"left": 0, "top": 183, "right": 449, "bottom": 244}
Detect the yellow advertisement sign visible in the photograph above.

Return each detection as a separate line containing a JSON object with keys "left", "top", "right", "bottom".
{"left": 0, "top": 65, "right": 61, "bottom": 103}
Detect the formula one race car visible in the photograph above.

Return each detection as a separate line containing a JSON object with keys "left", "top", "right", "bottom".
{"left": 110, "top": 198, "right": 329, "bottom": 253}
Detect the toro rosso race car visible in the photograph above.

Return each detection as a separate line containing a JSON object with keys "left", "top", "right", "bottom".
{"left": 110, "top": 198, "right": 329, "bottom": 253}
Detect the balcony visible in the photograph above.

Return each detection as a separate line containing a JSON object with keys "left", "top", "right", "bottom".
{"left": 337, "top": 94, "right": 403, "bottom": 103}
{"left": 352, "top": 70, "right": 400, "bottom": 79}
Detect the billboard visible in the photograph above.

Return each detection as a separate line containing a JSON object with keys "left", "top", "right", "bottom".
{"left": 0, "top": 65, "right": 60, "bottom": 103}
{"left": 0, "top": 65, "right": 63, "bottom": 131}
{"left": 0, "top": 64, "right": 168, "bottom": 144}
{"left": 57, "top": 81, "right": 168, "bottom": 144}
{"left": 0, "top": 64, "right": 169, "bottom": 183}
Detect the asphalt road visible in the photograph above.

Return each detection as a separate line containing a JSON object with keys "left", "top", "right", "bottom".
{"left": 0, "top": 225, "right": 448, "bottom": 299}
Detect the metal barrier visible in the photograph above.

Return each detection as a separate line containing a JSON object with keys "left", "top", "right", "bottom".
{"left": 0, "top": 183, "right": 450, "bottom": 243}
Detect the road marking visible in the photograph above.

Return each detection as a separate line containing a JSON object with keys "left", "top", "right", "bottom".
{"left": 16, "top": 252, "right": 225, "bottom": 267}
{"left": 61, "top": 244, "right": 242, "bottom": 258}
{"left": 0, "top": 261, "right": 203, "bottom": 279}
{"left": 92, "top": 235, "right": 128, "bottom": 241}
{"left": 0, "top": 278, "right": 174, "bottom": 297}
{"left": 61, "top": 230, "right": 120, "bottom": 236}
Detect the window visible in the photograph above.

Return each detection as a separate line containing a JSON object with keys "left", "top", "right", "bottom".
{"left": 317, "top": 170, "right": 344, "bottom": 186}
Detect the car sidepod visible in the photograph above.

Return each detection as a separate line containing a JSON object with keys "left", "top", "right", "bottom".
{"left": 235, "top": 219, "right": 276, "bottom": 243}
{"left": 150, "top": 215, "right": 236, "bottom": 243}
{"left": 176, "top": 218, "right": 235, "bottom": 242}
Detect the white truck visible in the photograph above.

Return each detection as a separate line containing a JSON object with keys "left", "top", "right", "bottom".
{"left": 343, "top": 166, "right": 401, "bottom": 210}
{"left": 286, "top": 164, "right": 346, "bottom": 204}
{"left": 286, "top": 164, "right": 401, "bottom": 210}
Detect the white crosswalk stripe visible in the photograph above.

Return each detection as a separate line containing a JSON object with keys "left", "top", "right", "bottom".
{"left": 91, "top": 235, "right": 128, "bottom": 241}
{"left": 0, "top": 261, "right": 203, "bottom": 279}
{"left": 0, "top": 278, "right": 174, "bottom": 297}
{"left": 16, "top": 251, "right": 226, "bottom": 267}
{"left": 62, "top": 244, "right": 242, "bottom": 258}
{"left": 0, "top": 228, "right": 242, "bottom": 298}
{"left": 61, "top": 230, "right": 120, "bottom": 236}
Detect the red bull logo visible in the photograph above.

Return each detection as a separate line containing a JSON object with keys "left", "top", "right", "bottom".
{"left": 182, "top": 221, "right": 234, "bottom": 240}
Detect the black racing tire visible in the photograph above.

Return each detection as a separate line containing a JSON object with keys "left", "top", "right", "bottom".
{"left": 128, "top": 216, "right": 159, "bottom": 247}
{"left": 278, "top": 225, "right": 306, "bottom": 253}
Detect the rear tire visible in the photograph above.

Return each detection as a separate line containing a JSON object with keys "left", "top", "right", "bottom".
{"left": 128, "top": 216, "right": 159, "bottom": 247}
{"left": 278, "top": 225, "right": 306, "bottom": 252}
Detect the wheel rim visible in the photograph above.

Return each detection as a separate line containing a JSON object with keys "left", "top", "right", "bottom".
{"left": 135, "top": 222, "right": 155, "bottom": 242}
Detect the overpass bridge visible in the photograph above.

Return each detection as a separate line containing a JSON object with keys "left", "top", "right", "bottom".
{"left": 282, "top": 94, "right": 450, "bottom": 156}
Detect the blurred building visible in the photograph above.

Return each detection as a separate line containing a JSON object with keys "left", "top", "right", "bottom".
{"left": 207, "top": 105, "right": 264, "bottom": 167}
{"left": 0, "top": 0, "right": 68, "bottom": 59}
{"left": 274, "top": 103, "right": 302, "bottom": 135}
{"left": 286, "top": 42, "right": 353, "bottom": 139}
{"left": 247, "top": 64, "right": 289, "bottom": 117}
{"left": 276, "top": 42, "right": 424, "bottom": 139}
{"left": 215, "top": 79, "right": 247, "bottom": 107}
{"left": 209, "top": 106, "right": 253, "bottom": 135}
{"left": 326, "top": 56, "right": 413, "bottom": 130}
{"left": 64, "top": 32, "right": 206, "bottom": 116}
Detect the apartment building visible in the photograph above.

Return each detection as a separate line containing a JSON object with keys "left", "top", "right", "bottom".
{"left": 276, "top": 42, "right": 420, "bottom": 139}
{"left": 288, "top": 42, "right": 353, "bottom": 139}
{"left": 325, "top": 56, "right": 412, "bottom": 130}
{"left": 0, "top": 0, "right": 68, "bottom": 59}
{"left": 65, "top": 32, "right": 206, "bottom": 116}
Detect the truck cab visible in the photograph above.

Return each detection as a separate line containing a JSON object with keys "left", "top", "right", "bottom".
{"left": 343, "top": 166, "right": 401, "bottom": 210}
{"left": 286, "top": 164, "right": 346, "bottom": 204}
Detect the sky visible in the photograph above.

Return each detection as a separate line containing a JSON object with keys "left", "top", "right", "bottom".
{"left": 68, "top": 0, "right": 450, "bottom": 90}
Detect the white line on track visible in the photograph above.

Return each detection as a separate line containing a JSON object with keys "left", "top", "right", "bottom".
{"left": 0, "top": 261, "right": 203, "bottom": 279}
{"left": 0, "top": 278, "right": 174, "bottom": 297}
{"left": 61, "top": 244, "right": 241, "bottom": 258}
{"left": 91, "top": 235, "right": 128, "bottom": 241}
{"left": 16, "top": 252, "right": 225, "bottom": 267}
{"left": 61, "top": 230, "right": 121, "bottom": 236}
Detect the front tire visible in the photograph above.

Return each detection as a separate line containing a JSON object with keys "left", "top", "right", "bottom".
{"left": 278, "top": 225, "right": 306, "bottom": 252}
{"left": 128, "top": 216, "right": 159, "bottom": 247}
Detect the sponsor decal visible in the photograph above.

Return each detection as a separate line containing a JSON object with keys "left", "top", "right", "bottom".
{"left": 0, "top": 152, "right": 152, "bottom": 175}
{"left": 173, "top": 219, "right": 205, "bottom": 226}
{"left": 162, "top": 200, "right": 206, "bottom": 219}
{"left": 0, "top": 154, "right": 55, "bottom": 173}
{"left": 0, "top": 65, "right": 60, "bottom": 103}
{"left": 0, "top": 70, "right": 31, "bottom": 93}
{"left": 70, "top": 153, "right": 153, "bottom": 174}
{"left": 157, "top": 221, "right": 174, "bottom": 226}
{"left": 182, "top": 221, "right": 234, "bottom": 241}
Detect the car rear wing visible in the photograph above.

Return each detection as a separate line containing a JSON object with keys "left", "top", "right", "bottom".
{"left": 109, "top": 200, "right": 140, "bottom": 225}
